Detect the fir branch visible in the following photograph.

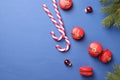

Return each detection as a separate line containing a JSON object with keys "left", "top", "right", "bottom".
{"left": 106, "top": 65, "right": 120, "bottom": 80}
{"left": 100, "top": 0, "right": 120, "bottom": 28}
{"left": 107, "top": 73, "right": 120, "bottom": 80}
{"left": 101, "top": 2, "right": 120, "bottom": 14}
{"left": 102, "top": 12, "right": 116, "bottom": 27}
{"left": 114, "top": 65, "right": 120, "bottom": 75}
{"left": 113, "top": 11, "right": 120, "bottom": 27}
{"left": 100, "top": 0, "right": 120, "bottom": 4}
{"left": 100, "top": 0, "right": 110, "bottom": 4}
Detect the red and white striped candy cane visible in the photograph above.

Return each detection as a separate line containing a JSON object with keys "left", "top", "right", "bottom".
{"left": 42, "top": 0, "right": 70, "bottom": 52}
{"left": 52, "top": 0, "right": 70, "bottom": 52}
{"left": 42, "top": 4, "right": 63, "bottom": 41}
{"left": 52, "top": 0, "right": 64, "bottom": 30}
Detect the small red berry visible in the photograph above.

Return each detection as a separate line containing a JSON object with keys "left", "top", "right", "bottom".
{"left": 64, "top": 59, "right": 72, "bottom": 66}
{"left": 85, "top": 6, "right": 93, "bottom": 13}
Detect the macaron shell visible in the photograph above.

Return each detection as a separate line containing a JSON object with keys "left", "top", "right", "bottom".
{"left": 80, "top": 71, "right": 93, "bottom": 76}
{"left": 80, "top": 66, "right": 93, "bottom": 72}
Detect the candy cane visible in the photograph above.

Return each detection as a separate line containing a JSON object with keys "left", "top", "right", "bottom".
{"left": 52, "top": 0, "right": 64, "bottom": 30}
{"left": 42, "top": 0, "right": 70, "bottom": 52}
{"left": 42, "top": 4, "right": 63, "bottom": 41}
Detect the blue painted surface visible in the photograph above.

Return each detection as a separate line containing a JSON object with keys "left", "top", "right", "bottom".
{"left": 0, "top": 0, "right": 120, "bottom": 80}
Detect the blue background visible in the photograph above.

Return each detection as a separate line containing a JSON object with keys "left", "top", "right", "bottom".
{"left": 0, "top": 0, "right": 120, "bottom": 80}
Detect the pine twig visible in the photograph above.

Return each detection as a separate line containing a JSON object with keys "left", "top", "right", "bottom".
{"left": 106, "top": 65, "right": 120, "bottom": 80}
{"left": 102, "top": 12, "right": 116, "bottom": 27}
{"left": 100, "top": 0, "right": 120, "bottom": 28}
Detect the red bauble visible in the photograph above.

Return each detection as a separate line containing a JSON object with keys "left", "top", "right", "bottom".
{"left": 64, "top": 59, "right": 72, "bottom": 66}
{"left": 99, "top": 49, "right": 112, "bottom": 63}
{"left": 80, "top": 66, "right": 93, "bottom": 76}
{"left": 88, "top": 42, "right": 102, "bottom": 57}
{"left": 59, "top": 0, "right": 73, "bottom": 10}
{"left": 71, "top": 27, "right": 84, "bottom": 40}
{"left": 85, "top": 6, "right": 93, "bottom": 13}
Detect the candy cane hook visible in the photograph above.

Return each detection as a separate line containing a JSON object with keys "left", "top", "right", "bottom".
{"left": 42, "top": 4, "right": 63, "bottom": 41}
{"left": 56, "top": 36, "right": 70, "bottom": 52}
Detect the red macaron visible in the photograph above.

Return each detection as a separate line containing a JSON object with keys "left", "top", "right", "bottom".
{"left": 59, "top": 0, "right": 73, "bottom": 10}
{"left": 71, "top": 27, "right": 84, "bottom": 40}
{"left": 99, "top": 49, "right": 112, "bottom": 63}
{"left": 80, "top": 66, "right": 93, "bottom": 76}
{"left": 88, "top": 42, "right": 103, "bottom": 57}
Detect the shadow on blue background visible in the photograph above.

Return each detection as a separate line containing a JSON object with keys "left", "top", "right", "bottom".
{"left": 0, "top": 0, "right": 120, "bottom": 80}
